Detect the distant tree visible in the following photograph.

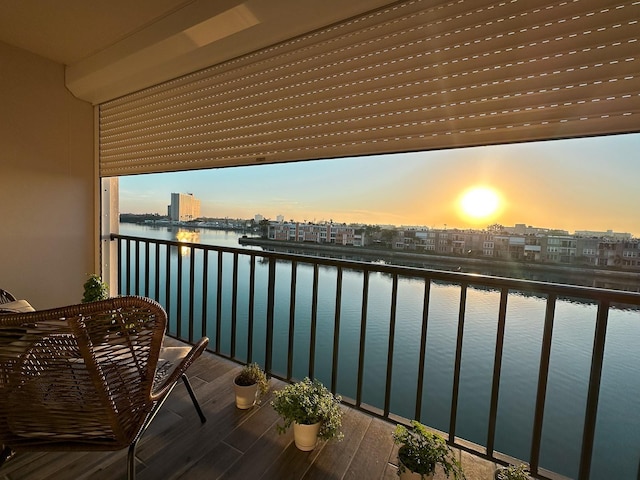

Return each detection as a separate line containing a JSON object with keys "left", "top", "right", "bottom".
{"left": 380, "top": 229, "right": 396, "bottom": 247}
{"left": 364, "top": 224, "right": 381, "bottom": 236}
{"left": 119, "top": 212, "right": 166, "bottom": 223}
{"left": 259, "top": 218, "right": 271, "bottom": 238}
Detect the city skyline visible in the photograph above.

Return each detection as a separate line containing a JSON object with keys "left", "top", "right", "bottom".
{"left": 119, "top": 133, "right": 640, "bottom": 236}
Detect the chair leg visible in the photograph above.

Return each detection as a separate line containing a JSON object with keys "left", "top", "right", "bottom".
{"left": 127, "top": 440, "right": 138, "bottom": 480}
{"left": 124, "top": 376, "right": 203, "bottom": 480}
{"left": 181, "top": 373, "right": 206, "bottom": 423}
{"left": 0, "top": 445, "right": 13, "bottom": 467}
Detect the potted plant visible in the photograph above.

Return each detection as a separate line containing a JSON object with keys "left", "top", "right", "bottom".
{"left": 271, "top": 377, "right": 343, "bottom": 451}
{"left": 494, "top": 464, "right": 531, "bottom": 480}
{"left": 82, "top": 274, "right": 109, "bottom": 303}
{"left": 392, "top": 421, "right": 465, "bottom": 480}
{"left": 80, "top": 275, "right": 137, "bottom": 338}
{"left": 234, "top": 362, "right": 269, "bottom": 409}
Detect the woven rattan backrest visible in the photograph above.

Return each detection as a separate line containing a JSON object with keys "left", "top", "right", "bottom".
{"left": 0, "top": 289, "right": 16, "bottom": 304}
{"left": 0, "top": 296, "right": 167, "bottom": 449}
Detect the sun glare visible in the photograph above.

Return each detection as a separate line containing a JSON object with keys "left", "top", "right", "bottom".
{"left": 459, "top": 186, "right": 501, "bottom": 221}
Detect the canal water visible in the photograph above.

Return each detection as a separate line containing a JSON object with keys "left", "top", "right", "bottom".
{"left": 118, "top": 223, "right": 640, "bottom": 479}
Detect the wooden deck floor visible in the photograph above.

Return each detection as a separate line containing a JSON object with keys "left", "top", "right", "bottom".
{"left": 0, "top": 338, "right": 498, "bottom": 480}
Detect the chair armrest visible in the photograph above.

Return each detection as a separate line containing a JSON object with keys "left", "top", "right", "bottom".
{"left": 151, "top": 337, "right": 209, "bottom": 401}
{"left": 0, "top": 300, "right": 35, "bottom": 314}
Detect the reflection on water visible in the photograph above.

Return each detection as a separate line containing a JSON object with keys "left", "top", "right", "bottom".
{"left": 175, "top": 229, "right": 200, "bottom": 256}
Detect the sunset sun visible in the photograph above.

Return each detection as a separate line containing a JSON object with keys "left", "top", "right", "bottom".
{"left": 459, "top": 186, "right": 501, "bottom": 221}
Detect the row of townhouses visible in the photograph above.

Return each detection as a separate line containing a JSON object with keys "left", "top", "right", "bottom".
{"left": 267, "top": 222, "right": 640, "bottom": 271}
{"left": 268, "top": 222, "right": 364, "bottom": 246}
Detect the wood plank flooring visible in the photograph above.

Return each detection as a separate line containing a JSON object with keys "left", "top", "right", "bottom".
{"left": 0, "top": 338, "right": 498, "bottom": 480}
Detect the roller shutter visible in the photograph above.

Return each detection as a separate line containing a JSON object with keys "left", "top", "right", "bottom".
{"left": 99, "top": 0, "right": 640, "bottom": 177}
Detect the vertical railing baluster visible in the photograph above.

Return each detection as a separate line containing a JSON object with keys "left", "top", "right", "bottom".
{"left": 165, "top": 243, "right": 171, "bottom": 331}
{"left": 201, "top": 250, "right": 209, "bottom": 340}
{"left": 449, "top": 282, "right": 467, "bottom": 442}
{"left": 154, "top": 243, "right": 160, "bottom": 302}
{"left": 134, "top": 239, "right": 140, "bottom": 295}
{"left": 415, "top": 278, "right": 431, "bottom": 421}
{"left": 265, "top": 257, "right": 276, "bottom": 375}
{"left": 125, "top": 238, "right": 131, "bottom": 295}
{"left": 331, "top": 266, "right": 343, "bottom": 394}
{"left": 231, "top": 253, "right": 239, "bottom": 359}
{"left": 247, "top": 255, "right": 256, "bottom": 363}
{"left": 176, "top": 246, "right": 183, "bottom": 339}
{"left": 487, "top": 287, "right": 509, "bottom": 455}
{"left": 215, "top": 251, "right": 223, "bottom": 353}
{"left": 309, "top": 264, "right": 319, "bottom": 379}
{"left": 530, "top": 294, "right": 557, "bottom": 475}
{"left": 384, "top": 273, "right": 399, "bottom": 417}
{"left": 144, "top": 241, "right": 150, "bottom": 297}
{"left": 356, "top": 269, "right": 370, "bottom": 408}
{"left": 116, "top": 237, "right": 123, "bottom": 295}
{"left": 287, "top": 261, "right": 298, "bottom": 380}
{"left": 188, "top": 247, "right": 196, "bottom": 343}
{"left": 578, "top": 300, "right": 610, "bottom": 480}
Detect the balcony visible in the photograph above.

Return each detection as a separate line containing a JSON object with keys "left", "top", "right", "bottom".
{"left": 0, "top": 337, "right": 499, "bottom": 480}
{"left": 1, "top": 2, "right": 639, "bottom": 478}
{"left": 106, "top": 233, "right": 640, "bottom": 480}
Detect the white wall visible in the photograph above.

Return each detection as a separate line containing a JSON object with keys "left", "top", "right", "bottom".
{"left": 0, "top": 41, "right": 95, "bottom": 309}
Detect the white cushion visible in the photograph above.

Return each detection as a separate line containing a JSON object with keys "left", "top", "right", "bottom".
{"left": 0, "top": 300, "right": 35, "bottom": 313}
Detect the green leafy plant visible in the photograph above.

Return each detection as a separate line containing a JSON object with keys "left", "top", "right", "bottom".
{"left": 235, "top": 362, "right": 270, "bottom": 398}
{"left": 392, "top": 421, "right": 465, "bottom": 480}
{"left": 271, "top": 377, "right": 343, "bottom": 441}
{"left": 82, "top": 274, "right": 109, "bottom": 303}
{"left": 495, "top": 464, "right": 530, "bottom": 480}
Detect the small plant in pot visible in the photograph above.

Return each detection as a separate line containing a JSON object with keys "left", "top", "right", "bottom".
{"left": 234, "top": 362, "right": 269, "bottom": 409}
{"left": 81, "top": 274, "right": 118, "bottom": 342}
{"left": 495, "top": 463, "right": 531, "bottom": 480}
{"left": 82, "top": 274, "right": 109, "bottom": 303}
{"left": 271, "top": 377, "right": 343, "bottom": 451}
{"left": 392, "top": 420, "right": 465, "bottom": 480}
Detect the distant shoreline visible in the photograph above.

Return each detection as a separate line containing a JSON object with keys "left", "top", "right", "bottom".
{"left": 238, "top": 237, "right": 640, "bottom": 289}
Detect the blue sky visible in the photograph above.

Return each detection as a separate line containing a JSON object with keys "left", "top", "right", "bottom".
{"left": 119, "top": 133, "right": 640, "bottom": 235}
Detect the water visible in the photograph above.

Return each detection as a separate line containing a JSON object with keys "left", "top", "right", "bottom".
{"left": 118, "top": 223, "right": 640, "bottom": 479}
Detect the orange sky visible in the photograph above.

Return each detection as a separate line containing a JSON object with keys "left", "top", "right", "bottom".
{"left": 120, "top": 133, "right": 640, "bottom": 236}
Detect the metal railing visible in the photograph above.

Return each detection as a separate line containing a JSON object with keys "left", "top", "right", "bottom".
{"left": 111, "top": 233, "right": 640, "bottom": 480}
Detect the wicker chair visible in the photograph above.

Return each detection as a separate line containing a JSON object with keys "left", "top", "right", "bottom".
{"left": 0, "top": 296, "right": 209, "bottom": 479}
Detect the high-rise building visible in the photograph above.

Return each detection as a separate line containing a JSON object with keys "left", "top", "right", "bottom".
{"left": 169, "top": 193, "right": 201, "bottom": 222}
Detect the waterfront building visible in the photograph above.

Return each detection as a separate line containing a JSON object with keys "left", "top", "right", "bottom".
{"left": 544, "top": 235, "right": 577, "bottom": 263}
{"left": 622, "top": 241, "right": 640, "bottom": 267}
{"left": 267, "top": 221, "right": 360, "bottom": 246}
{"left": 169, "top": 193, "right": 201, "bottom": 222}
{"left": 575, "top": 229, "right": 633, "bottom": 240}
{"left": 524, "top": 236, "right": 543, "bottom": 262}
{"left": 384, "top": 227, "right": 640, "bottom": 272}
{"left": 504, "top": 224, "right": 557, "bottom": 235}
